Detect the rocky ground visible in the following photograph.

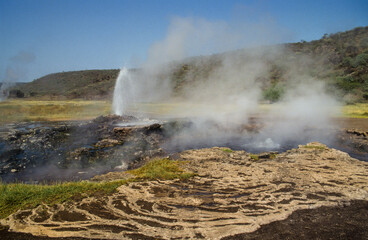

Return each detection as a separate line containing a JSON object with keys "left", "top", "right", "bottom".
{"left": 1, "top": 115, "right": 367, "bottom": 183}
{"left": 0, "top": 115, "right": 169, "bottom": 182}
{"left": 1, "top": 142, "right": 368, "bottom": 239}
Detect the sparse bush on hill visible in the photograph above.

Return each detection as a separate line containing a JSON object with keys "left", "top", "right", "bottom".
{"left": 351, "top": 53, "right": 368, "bottom": 67}
{"left": 335, "top": 76, "right": 360, "bottom": 92}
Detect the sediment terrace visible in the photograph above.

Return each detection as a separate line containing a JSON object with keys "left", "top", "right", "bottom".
{"left": 2, "top": 142, "right": 367, "bottom": 239}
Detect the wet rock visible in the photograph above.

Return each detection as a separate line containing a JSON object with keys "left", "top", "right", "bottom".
{"left": 93, "top": 114, "right": 137, "bottom": 124}
{"left": 0, "top": 116, "right": 167, "bottom": 182}
{"left": 258, "top": 151, "right": 278, "bottom": 159}
{"left": 346, "top": 129, "right": 368, "bottom": 138}
{"left": 113, "top": 127, "right": 133, "bottom": 140}
{"left": 94, "top": 139, "right": 120, "bottom": 148}
{"left": 143, "top": 123, "right": 162, "bottom": 131}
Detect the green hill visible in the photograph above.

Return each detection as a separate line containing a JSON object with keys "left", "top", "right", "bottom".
{"left": 9, "top": 26, "right": 368, "bottom": 102}
{"left": 169, "top": 26, "right": 368, "bottom": 103}
{"left": 288, "top": 26, "right": 368, "bottom": 102}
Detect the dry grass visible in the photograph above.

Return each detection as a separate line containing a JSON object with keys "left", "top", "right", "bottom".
{"left": 0, "top": 100, "right": 367, "bottom": 124}
{"left": 133, "top": 102, "right": 367, "bottom": 119}
{"left": 302, "top": 145, "right": 327, "bottom": 150}
{"left": 0, "top": 100, "right": 111, "bottom": 123}
{"left": 341, "top": 103, "right": 368, "bottom": 118}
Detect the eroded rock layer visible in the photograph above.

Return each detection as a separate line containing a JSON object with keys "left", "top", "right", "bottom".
{"left": 2, "top": 142, "right": 368, "bottom": 239}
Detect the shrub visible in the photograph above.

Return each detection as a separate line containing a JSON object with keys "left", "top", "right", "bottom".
{"left": 342, "top": 57, "right": 353, "bottom": 67}
{"left": 360, "top": 37, "right": 368, "bottom": 48}
{"left": 335, "top": 76, "right": 359, "bottom": 92}
{"left": 9, "top": 89, "right": 24, "bottom": 98}
{"left": 263, "top": 84, "right": 285, "bottom": 102}
{"left": 351, "top": 53, "right": 368, "bottom": 67}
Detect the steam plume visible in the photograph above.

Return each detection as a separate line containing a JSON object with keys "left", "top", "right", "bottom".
{"left": 0, "top": 51, "right": 35, "bottom": 101}
{"left": 113, "top": 16, "right": 339, "bottom": 152}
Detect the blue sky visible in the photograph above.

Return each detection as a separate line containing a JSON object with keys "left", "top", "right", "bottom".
{"left": 1, "top": 0, "right": 367, "bottom": 82}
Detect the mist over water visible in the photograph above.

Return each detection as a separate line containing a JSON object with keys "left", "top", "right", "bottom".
{"left": 112, "top": 16, "right": 340, "bottom": 152}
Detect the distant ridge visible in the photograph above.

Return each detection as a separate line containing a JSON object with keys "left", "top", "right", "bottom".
{"left": 9, "top": 26, "right": 368, "bottom": 102}
{"left": 10, "top": 69, "right": 119, "bottom": 100}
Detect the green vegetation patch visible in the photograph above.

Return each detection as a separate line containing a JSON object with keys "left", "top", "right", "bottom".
{"left": 263, "top": 83, "right": 285, "bottom": 102}
{"left": 344, "top": 53, "right": 368, "bottom": 68}
{"left": 302, "top": 145, "right": 327, "bottom": 150}
{"left": 342, "top": 103, "right": 368, "bottom": 118}
{"left": 0, "top": 158, "right": 195, "bottom": 219}
{"left": 0, "top": 180, "right": 127, "bottom": 219}
{"left": 335, "top": 76, "right": 360, "bottom": 92}
{"left": 250, "top": 154, "right": 259, "bottom": 161}
{"left": 221, "top": 148, "right": 233, "bottom": 153}
{"left": 128, "top": 158, "right": 195, "bottom": 181}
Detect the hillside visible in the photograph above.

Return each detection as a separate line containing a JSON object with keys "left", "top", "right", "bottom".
{"left": 8, "top": 26, "right": 368, "bottom": 102}
{"left": 170, "top": 26, "right": 368, "bottom": 103}
{"left": 10, "top": 69, "right": 119, "bottom": 100}
{"left": 288, "top": 26, "right": 368, "bottom": 102}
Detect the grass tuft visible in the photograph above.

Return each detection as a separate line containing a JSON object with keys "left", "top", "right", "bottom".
{"left": 250, "top": 154, "right": 259, "bottom": 161}
{"left": 221, "top": 148, "right": 233, "bottom": 153}
{"left": 128, "top": 158, "right": 195, "bottom": 181}
{"left": 302, "top": 145, "right": 327, "bottom": 150}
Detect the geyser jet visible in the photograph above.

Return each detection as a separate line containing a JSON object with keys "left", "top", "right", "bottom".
{"left": 112, "top": 68, "right": 135, "bottom": 116}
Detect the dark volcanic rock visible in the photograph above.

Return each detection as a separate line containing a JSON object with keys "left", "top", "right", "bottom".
{"left": 1, "top": 115, "right": 367, "bottom": 182}
{"left": 0, "top": 115, "right": 166, "bottom": 182}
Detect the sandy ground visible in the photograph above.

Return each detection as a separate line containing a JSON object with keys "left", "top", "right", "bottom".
{"left": 1, "top": 142, "right": 367, "bottom": 239}
{"left": 2, "top": 200, "right": 367, "bottom": 240}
